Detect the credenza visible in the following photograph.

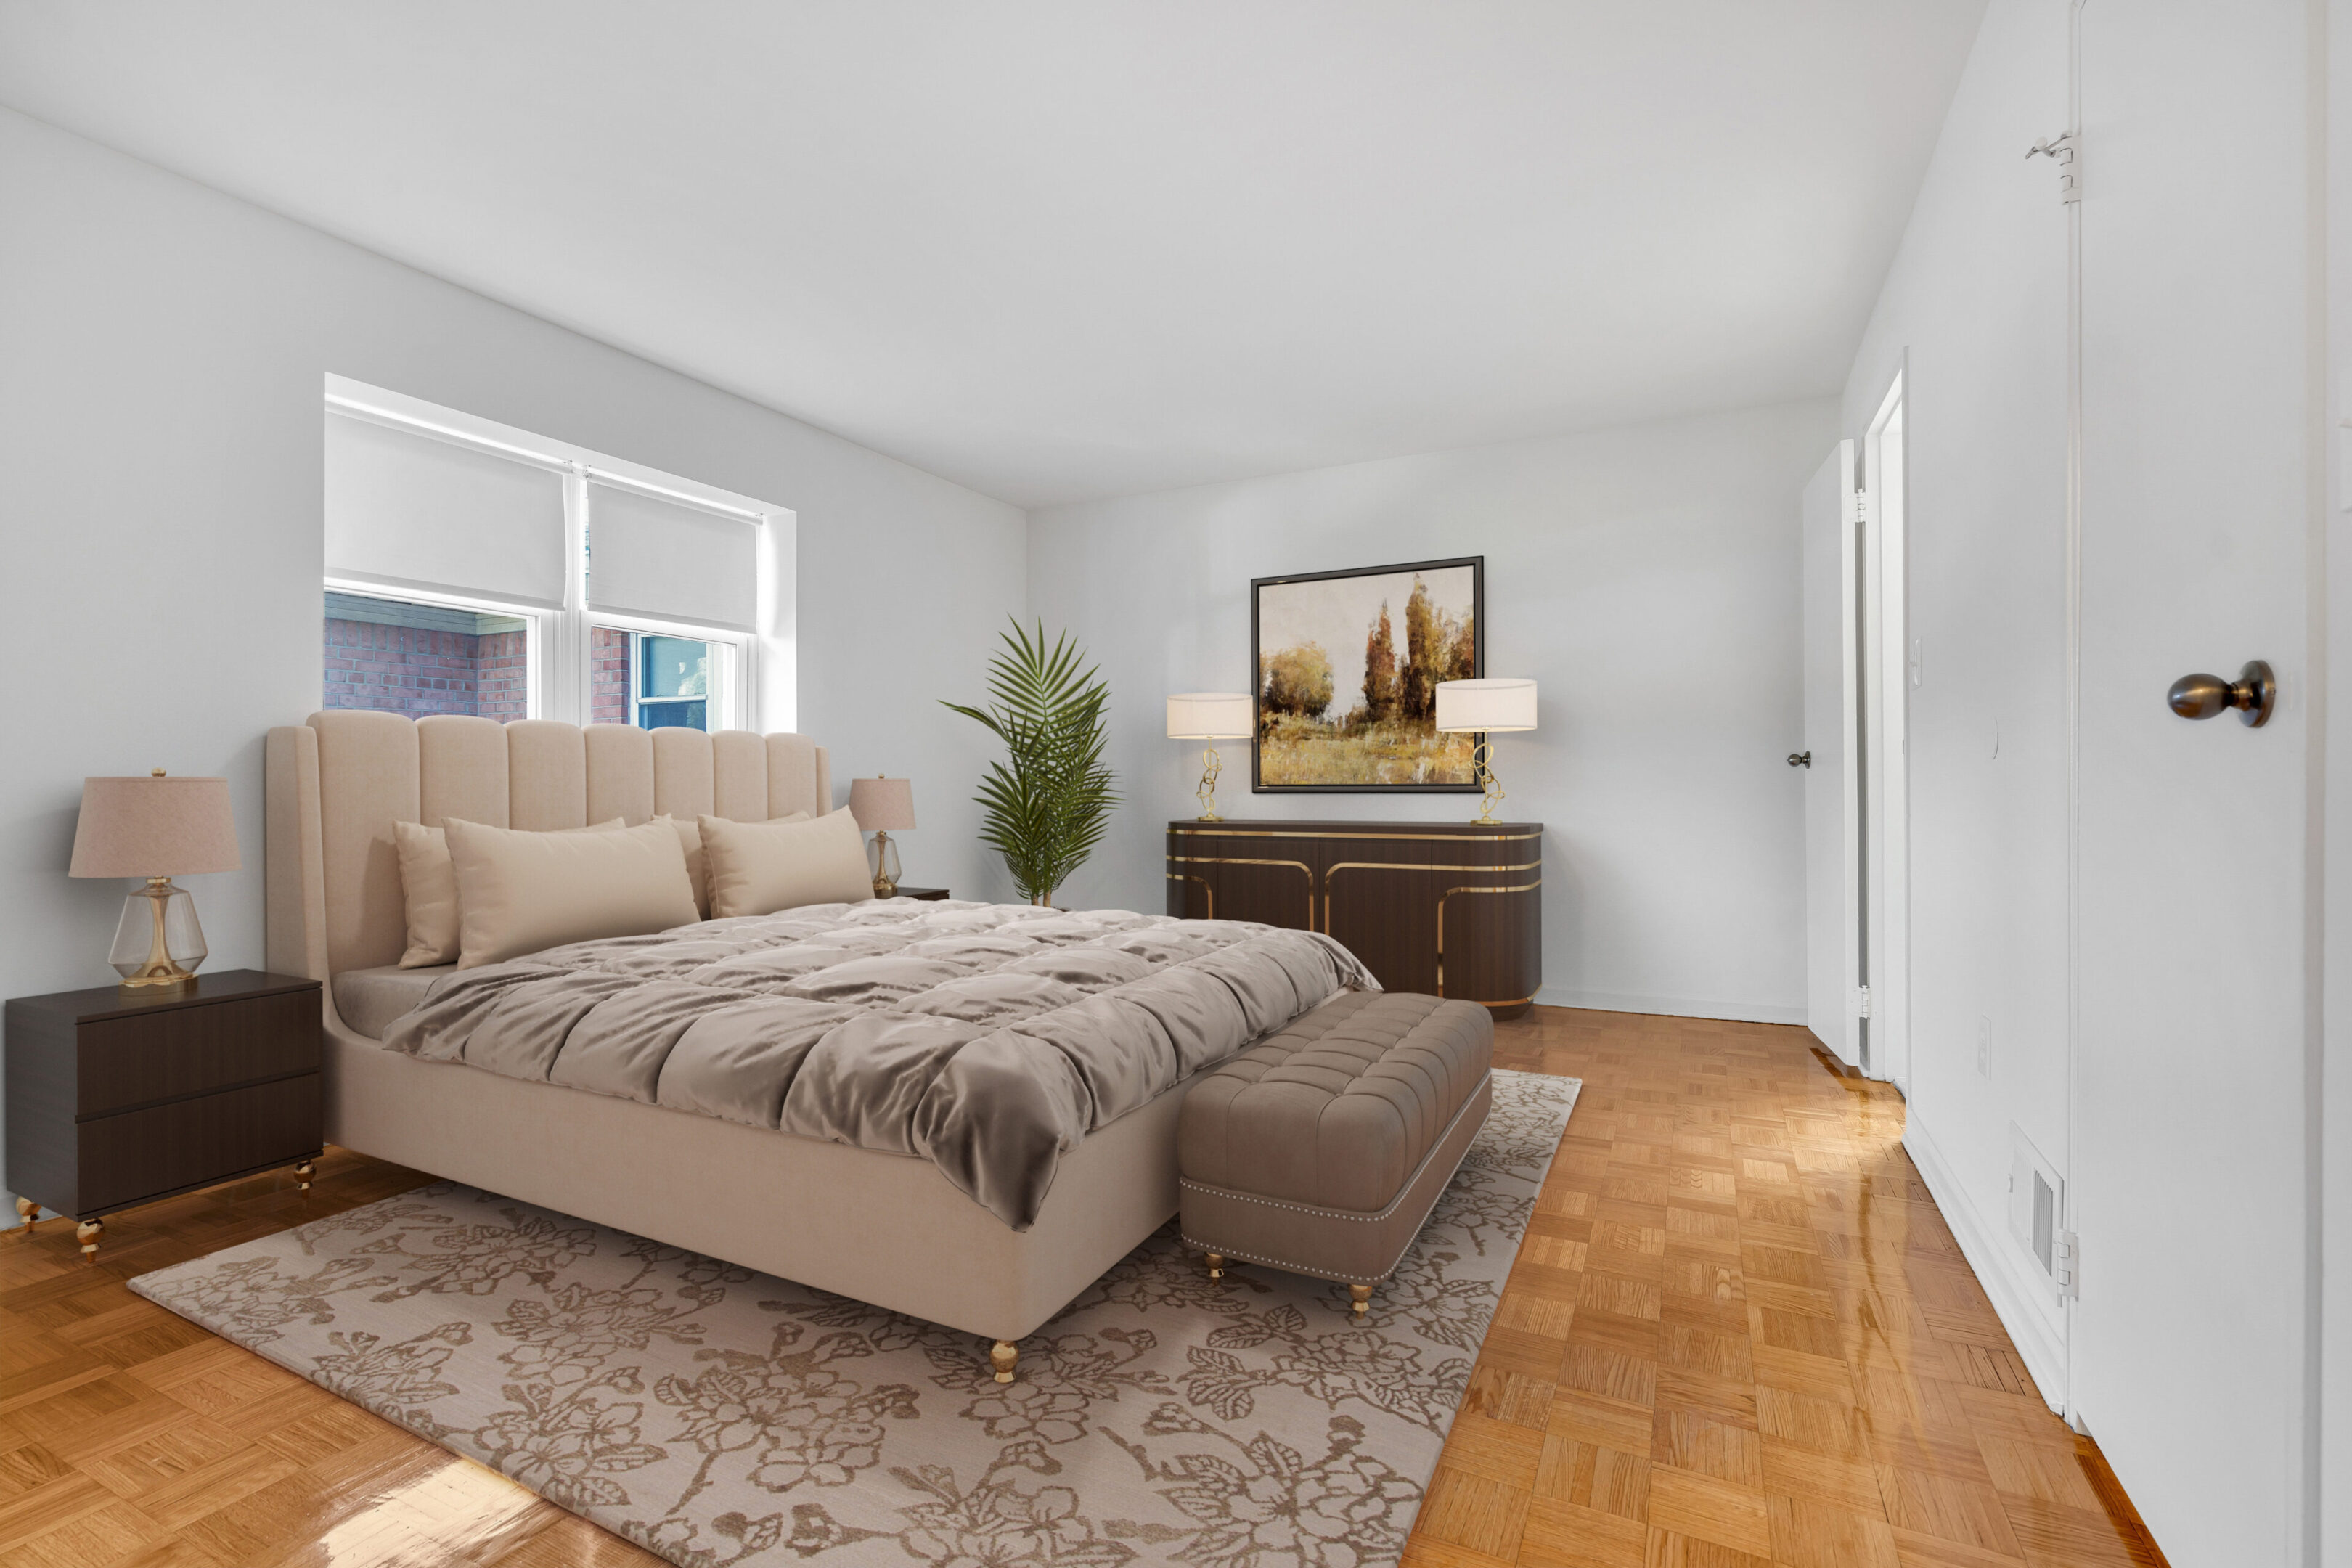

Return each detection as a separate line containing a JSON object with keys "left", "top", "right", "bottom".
{"left": 1166, "top": 819, "right": 1543, "bottom": 1016}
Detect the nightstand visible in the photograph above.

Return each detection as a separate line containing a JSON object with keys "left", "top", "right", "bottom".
{"left": 889, "top": 887, "right": 952, "bottom": 902}
{"left": 5, "top": 969, "right": 323, "bottom": 1259}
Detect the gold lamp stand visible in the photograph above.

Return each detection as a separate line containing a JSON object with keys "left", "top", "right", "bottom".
{"left": 126, "top": 878, "right": 194, "bottom": 987}
{"left": 1470, "top": 742, "right": 1506, "bottom": 827}
{"left": 1196, "top": 746, "right": 1226, "bottom": 821}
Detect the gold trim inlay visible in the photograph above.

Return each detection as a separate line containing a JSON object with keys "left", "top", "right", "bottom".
{"left": 1169, "top": 827, "right": 1539, "bottom": 844}
{"left": 1164, "top": 871, "right": 1214, "bottom": 919}
{"left": 1166, "top": 855, "right": 1313, "bottom": 928}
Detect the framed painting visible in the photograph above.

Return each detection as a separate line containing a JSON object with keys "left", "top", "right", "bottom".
{"left": 1251, "top": 555, "right": 1485, "bottom": 792}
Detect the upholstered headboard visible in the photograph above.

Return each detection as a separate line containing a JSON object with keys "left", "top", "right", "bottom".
{"left": 265, "top": 711, "right": 831, "bottom": 1000}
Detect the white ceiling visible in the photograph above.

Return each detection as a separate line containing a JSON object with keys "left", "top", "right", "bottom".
{"left": 0, "top": 2, "right": 1985, "bottom": 508}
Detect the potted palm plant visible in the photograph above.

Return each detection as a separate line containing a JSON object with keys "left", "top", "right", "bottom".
{"left": 942, "top": 619, "right": 1119, "bottom": 907}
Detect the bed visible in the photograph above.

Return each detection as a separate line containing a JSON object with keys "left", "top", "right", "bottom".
{"left": 264, "top": 710, "right": 1365, "bottom": 1375}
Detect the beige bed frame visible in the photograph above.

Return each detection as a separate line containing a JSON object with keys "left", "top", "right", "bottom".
{"left": 265, "top": 711, "right": 1182, "bottom": 1371}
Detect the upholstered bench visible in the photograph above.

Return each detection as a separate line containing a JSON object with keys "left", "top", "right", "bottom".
{"left": 1178, "top": 990, "right": 1493, "bottom": 1312}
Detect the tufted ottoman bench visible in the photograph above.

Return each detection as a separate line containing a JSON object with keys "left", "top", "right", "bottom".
{"left": 1178, "top": 990, "right": 1493, "bottom": 1313}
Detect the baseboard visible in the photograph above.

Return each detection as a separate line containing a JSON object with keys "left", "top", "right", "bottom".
{"left": 1901, "top": 1108, "right": 2067, "bottom": 1415}
{"left": 1531, "top": 988, "right": 1806, "bottom": 1026}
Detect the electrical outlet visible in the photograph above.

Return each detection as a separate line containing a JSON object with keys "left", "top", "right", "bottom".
{"left": 1977, "top": 1016, "right": 1991, "bottom": 1078}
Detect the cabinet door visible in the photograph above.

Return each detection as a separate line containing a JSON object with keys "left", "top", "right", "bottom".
{"left": 1321, "top": 836, "right": 1436, "bottom": 992}
{"left": 1166, "top": 830, "right": 1216, "bottom": 918}
{"left": 1434, "top": 830, "right": 1544, "bottom": 1004}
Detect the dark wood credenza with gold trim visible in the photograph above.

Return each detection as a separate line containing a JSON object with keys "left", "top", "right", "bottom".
{"left": 1166, "top": 820, "right": 1542, "bottom": 1016}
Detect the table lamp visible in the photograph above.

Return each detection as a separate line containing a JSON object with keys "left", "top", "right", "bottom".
{"left": 68, "top": 769, "right": 241, "bottom": 988}
{"left": 1166, "top": 693, "right": 1252, "bottom": 820}
{"left": 1435, "top": 679, "right": 1538, "bottom": 825}
{"left": 849, "top": 775, "right": 916, "bottom": 896}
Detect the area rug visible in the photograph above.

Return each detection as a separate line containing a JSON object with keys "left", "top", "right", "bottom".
{"left": 131, "top": 1069, "right": 1580, "bottom": 1568}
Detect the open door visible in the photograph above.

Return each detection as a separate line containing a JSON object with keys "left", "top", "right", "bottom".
{"left": 2068, "top": 6, "right": 2319, "bottom": 1561}
{"left": 1801, "top": 441, "right": 1862, "bottom": 1066}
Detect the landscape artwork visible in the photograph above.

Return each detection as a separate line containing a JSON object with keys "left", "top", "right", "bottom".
{"left": 1253, "top": 555, "right": 1483, "bottom": 791}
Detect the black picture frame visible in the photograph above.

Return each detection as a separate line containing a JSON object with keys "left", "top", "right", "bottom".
{"left": 1251, "top": 555, "right": 1485, "bottom": 793}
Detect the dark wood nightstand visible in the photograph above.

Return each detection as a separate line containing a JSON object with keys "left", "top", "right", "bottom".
{"left": 5, "top": 969, "right": 323, "bottom": 1259}
{"left": 889, "top": 887, "right": 951, "bottom": 902}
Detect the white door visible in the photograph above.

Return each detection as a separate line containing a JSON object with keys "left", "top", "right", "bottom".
{"left": 1862, "top": 380, "right": 1910, "bottom": 1089}
{"left": 2071, "top": 5, "right": 2316, "bottom": 1561}
{"left": 1801, "top": 441, "right": 1862, "bottom": 1066}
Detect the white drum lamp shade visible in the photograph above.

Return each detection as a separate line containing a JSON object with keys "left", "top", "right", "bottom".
{"left": 1167, "top": 693, "right": 1254, "bottom": 740}
{"left": 1435, "top": 678, "right": 1539, "bottom": 733}
{"left": 847, "top": 776, "right": 916, "bottom": 833}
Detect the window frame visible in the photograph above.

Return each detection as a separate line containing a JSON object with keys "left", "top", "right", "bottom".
{"left": 323, "top": 374, "right": 794, "bottom": 733}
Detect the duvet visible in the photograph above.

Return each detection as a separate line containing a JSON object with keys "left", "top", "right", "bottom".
{"left": 383, "top": 899, "right": 1374, "bottom": 1228}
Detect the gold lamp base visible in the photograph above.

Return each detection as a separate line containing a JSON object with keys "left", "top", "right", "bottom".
{"left": 1470, "top": 742, "right": 1506, "bottom": 827}
{"left": 112, "top": 877, "right": 205, "bottom": 990}
{"left": 1196, "top": 745, "right": 1225, "bottom": 821}
{"left": 869, "top": 829, "right": 902, "bottom": 898}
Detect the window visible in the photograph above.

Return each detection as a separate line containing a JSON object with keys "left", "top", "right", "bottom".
{"left": 322, "top": 375, "right": 795, "bottom": 732}
{"left": 636, "top": 634, "right": 714, "bottom": 731}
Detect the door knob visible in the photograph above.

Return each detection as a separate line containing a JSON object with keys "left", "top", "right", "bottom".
{"left": 1787, "top": 752, "right": 1812, "bottom": 768}
{"left": 2167, "top": 660, "right": 2275, "bottom": 727}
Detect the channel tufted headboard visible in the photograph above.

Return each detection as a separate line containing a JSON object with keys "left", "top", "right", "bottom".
{"left": 265, "top": 711, "right": 831, "bottom": 1021}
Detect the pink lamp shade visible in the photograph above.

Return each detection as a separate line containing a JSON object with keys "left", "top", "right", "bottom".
{"left": 848, "top": 776, "right": 916, "bottom": 833}
{"left": 68, "top": 775, "right": 240, "bottom": 878}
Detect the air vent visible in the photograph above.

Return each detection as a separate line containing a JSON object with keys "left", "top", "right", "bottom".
{"left": 2008, "top": 1124, "right": 2067, "bottom": 1305}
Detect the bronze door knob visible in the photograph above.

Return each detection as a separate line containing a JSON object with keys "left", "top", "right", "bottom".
{"left": 1787, "top": 752, "right": 1812, "bottom": 768}
{"left": 2167, "top": 660, "right": 2275, "bottom": 727}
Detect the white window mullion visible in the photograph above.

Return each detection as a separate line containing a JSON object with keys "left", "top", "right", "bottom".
{"left": 541, "top": 466, "right": 592, "bottom": 726}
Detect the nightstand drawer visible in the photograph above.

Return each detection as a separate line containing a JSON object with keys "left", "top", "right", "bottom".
{"left": 78, "top": 1074, "right": 321, "bottom": 1213}
{"left": 75, "top": 989, "right": 319, "bottom": 1117}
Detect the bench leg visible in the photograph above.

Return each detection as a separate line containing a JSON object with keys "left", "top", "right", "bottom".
{"left": 1349, "top": 1283, "right": 1373, "bottom": 1316}
{"left": 989, "top": 1340, "right": 1019, "bottom": 1384}
{"left": 1204, "top": 1252, "right": 1226, "bottom": 1280}
{"left": 77, "top": 1219, "right": 102, "bottom": 1260}
{"left": 13, "top": 1197, "right": 35, "bottom": 1235}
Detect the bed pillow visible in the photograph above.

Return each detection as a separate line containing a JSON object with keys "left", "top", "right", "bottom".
{"left": 699, "top": 807, "right": 874, "bottom": 918}
{"left": 444, "top": 816, "right": 699, "bottom": 968}
{"left": 393, "top": 817, "right": 624, "bottom": 968}
{"left": 656, "top": 810, "right": 807, "bottom": 918}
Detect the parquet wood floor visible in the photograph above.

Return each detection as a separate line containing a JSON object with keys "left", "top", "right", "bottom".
{"left": 0, "top": 1007, "right": 2165, "bottom": 1567}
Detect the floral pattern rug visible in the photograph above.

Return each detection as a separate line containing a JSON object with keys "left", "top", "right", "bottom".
{"left": 131, "top": 1069, "right": 1579, "bottom": 1568}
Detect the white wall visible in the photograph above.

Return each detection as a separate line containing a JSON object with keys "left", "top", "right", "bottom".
{"left": 1029, "top": 400, "right": 1835, "bottom": 1022}
{"left": 0, "top": 108, "right": 1029, "bottom": 1077}
{"left": 1834, "top": 0, "right": 2074, "bottom": 1388}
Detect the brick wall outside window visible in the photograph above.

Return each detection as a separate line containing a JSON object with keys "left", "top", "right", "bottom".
{"left": 591, "top": 626, "right": 632, "bottom": 725}
{"left": 324, "top": 619, "right": 483, "bottom": 718}
{"left": 477, "top": 630, "right": 529, "bottom": 722}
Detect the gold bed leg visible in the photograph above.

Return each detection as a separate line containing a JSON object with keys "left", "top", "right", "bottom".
{"left": 76, "top": 1219, "right": 102, "bottom": 1259}
{"left": 1349, "top": 1283, "right": 1373, "bottom": 1317}
{"left": 14, "top": 1197, "right": 35, "bottom": 1235}
{"left": 1204, "top": 1252, "right": 1226, "bottom": 1280}
{"left": 294, "top": 1158, "right": 315, "bottom": 1191}
{"left": 989, "top": 1341, "right": 1019, "bottom": 1384}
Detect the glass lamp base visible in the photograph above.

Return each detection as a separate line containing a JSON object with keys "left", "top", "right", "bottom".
{"left": 108, "top": 878, "right": 208, "bottom": 987}
{"left": 869, "top": 830, "right": 903, "bottom": 898}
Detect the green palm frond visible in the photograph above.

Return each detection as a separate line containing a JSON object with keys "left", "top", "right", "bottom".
{"left": 942, "top": 618, "right": 1120, "bottom": 905}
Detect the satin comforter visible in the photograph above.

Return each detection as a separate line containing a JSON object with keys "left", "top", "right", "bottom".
{"left": 383, "top": 899, "right": 1374, "bottom": 1228}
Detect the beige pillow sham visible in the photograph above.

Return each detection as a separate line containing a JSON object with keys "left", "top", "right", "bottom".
{"left": 393, "top": 817, "right": 624, "bottom": 968}
{"left": 656, "top": 811, "right": 807, "bottom": 918}
{"left": 699, "top": 807, "right": 874, "bottom": 918}
{"left": 444, "top": 816, "right": 700, "bottom": 968}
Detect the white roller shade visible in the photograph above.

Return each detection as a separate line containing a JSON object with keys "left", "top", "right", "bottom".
{"left": 324, "top": 412, "right": 569, "bottom": 608}
{"left": 586, "top": 481, "right": 760, "bottom": 632}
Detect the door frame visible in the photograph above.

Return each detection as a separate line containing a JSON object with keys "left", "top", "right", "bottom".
{"left": 1862, "top": 366, "right": 1912, "bottom": 1089}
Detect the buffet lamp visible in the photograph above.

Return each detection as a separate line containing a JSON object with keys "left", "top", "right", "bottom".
{"left": 1166, "top": 693, "right": 1253, "bottom": 821}
{"left": 68, "top": 769, "right": 241, "bottom": 989}
{"left": 848, "top": 775, "right": 916, "bottom": 897}
{"left": 1434, "top": 679, "right": 1538, "bottom": 825}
